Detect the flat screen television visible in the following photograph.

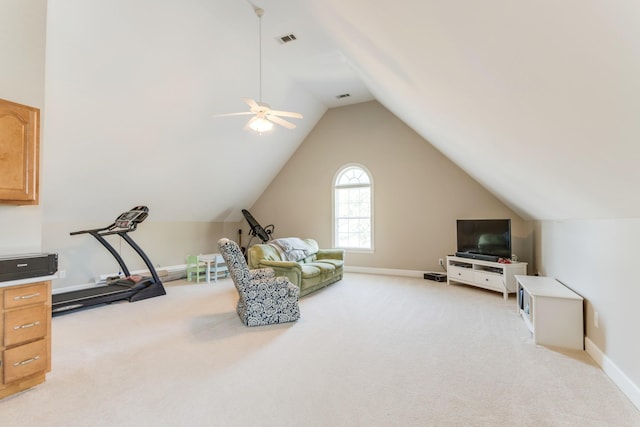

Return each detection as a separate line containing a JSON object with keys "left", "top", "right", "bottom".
{"left": 456, "top": 219, "right": 511, "bottom": 261}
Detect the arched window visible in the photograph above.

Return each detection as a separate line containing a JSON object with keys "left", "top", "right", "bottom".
{"left": 333, "top": 164, "right": 373, "bottom": 250}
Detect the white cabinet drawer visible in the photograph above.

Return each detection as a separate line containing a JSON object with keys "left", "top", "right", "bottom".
{"left": 447, "top": 256, "right": 527, "bottom": 299}
{"left": 449, "top": 266, "right": 473, "bottom": 282}
{"left": 474, "top": 271, "right": 504, "bottom": 290}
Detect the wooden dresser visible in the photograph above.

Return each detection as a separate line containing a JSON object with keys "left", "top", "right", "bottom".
{"left": 0, "top": 278, "right": 52, "bottom": 399}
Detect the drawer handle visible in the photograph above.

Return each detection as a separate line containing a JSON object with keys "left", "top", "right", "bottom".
{"left": 14, "top": 292, "right": 41, "bottom": 300}
{"left": 13, "top": 321, "right": 41, "bottom": 330}
{"left": 13, "top": 355, "right": 40, "bottom": 367}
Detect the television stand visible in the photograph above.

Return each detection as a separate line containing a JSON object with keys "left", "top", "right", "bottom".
{"left": 454, "top": 251, "right": 499, "bottom": 262}
{"left": 446, "top": 256, "right": 527, "bottom": 299}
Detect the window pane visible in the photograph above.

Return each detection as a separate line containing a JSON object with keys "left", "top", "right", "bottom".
{"left": 334, "top": 165, "right": 372, "bottom": 249}
{"left": 337, "top": 167, "right": 370, "bottom": 186}
{"left": 336, "top": 189, "right": 370, "bottom": 220}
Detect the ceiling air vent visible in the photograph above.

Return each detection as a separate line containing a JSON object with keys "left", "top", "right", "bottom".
{"left": 336, "top": 93, "right": 351, "bottom": 99}
{"left": 278, "top": 33, "right": 297, "bottom": 44}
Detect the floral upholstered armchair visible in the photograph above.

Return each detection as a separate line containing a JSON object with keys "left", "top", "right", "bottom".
{"left": 217, "top": 238, "right": 300, "bottom": 326}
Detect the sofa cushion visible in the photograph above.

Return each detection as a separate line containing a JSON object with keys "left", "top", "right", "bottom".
{"left": 269, "top": 237, "right": 315, "bottom": 262}
{"left": 302, "top": 239, "right": 319, "bottom": 253}
{"left": 248, "top": 244, "right": 282, "bottom": 268}
{"left": 301, "top": 254, "right": 317, "bottom": 263}
{"left": 300, "top": 264, "right": 322, "bottom": 279}
{"left": 306, "top": 262, "right": 336, "bottom": 274}
{"left": 313, "top": 259, "right": 344, "bottom": 269}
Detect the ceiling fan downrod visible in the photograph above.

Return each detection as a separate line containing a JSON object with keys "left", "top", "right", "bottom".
{"left": 255, "top": 7, "right": 264, "bottom": 104}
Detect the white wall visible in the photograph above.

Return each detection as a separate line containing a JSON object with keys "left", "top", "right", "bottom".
{"left": 43, "top": 219, "right": 240, "bottom": 289}
{"left": 38, "top": 0, "right": 326, "bottom": 289}
{"left": 40, "top": 0, "right": 324, "bottom": 226}
{"left": 0, "top": 0, "right": 47, "bottom": 255}
{"left": 316, "top": 1, "right": 640, "bottom": 222}
{"left": 536, "top": 219, "right": 640, "bottom": 408}
{"left": 250, "top": 101, "right": 532, "bottom": 272}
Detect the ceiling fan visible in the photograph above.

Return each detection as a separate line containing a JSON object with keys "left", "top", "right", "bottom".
{"left": 215, "top": 6, "right": 302, "bottom": 133}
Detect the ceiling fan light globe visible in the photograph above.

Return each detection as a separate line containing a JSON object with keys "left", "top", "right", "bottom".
{"left": 249, "top": 117, "right": 274, "bottom": 133}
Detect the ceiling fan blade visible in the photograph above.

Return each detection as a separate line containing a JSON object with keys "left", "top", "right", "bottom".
{"left": 242, "top": 97, "right": 260, "bottom": 111}
{"left": 213, "top": 111, "right": 254, "bottom": 117}
{"left": 268, "top": 110, "right": 303, "bottom": 119}
{"left": 268, "top": 115, "right": 296, "bottom": 129}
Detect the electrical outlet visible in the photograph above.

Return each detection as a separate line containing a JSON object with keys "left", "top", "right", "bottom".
{"left": 59, "top": 269, "right": 66, "bottom": 278}
{"left": 438, "top": 258, "right": 444, "bottom": 267}
{"left": 594, "top": 311, "right": 599, "bottom": 328}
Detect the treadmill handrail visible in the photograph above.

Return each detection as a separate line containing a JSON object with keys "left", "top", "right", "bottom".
{"left": 70, "top": 222, "right": 136, "bottom": 236}
{"left": 69, "top": 223, "right": 115, "bottom": 236}
{"left": 84, "top": 230, "right": 132, "bottom": 278}
{"left": 69, "top": 221, "right": 161, "bottom": 283}
{"left": 118, "top": 232, "right": 161, "bottom": 284}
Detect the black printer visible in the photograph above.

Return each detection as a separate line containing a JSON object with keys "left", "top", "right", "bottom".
{"left": 0, "top": 253, "right": 58, "bottom": 282}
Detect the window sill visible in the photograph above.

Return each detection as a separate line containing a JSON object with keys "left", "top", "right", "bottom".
{"left": 341, "top": 248, "right": 374, "bottom": 254}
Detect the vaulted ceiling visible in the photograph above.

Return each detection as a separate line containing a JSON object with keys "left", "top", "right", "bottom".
{"left": 42, "top": 0, "right": 640, "bottom": 223}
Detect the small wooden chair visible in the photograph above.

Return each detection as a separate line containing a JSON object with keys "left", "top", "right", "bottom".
{"left": 186, "top": 255, "right": 206, "bottom": 283}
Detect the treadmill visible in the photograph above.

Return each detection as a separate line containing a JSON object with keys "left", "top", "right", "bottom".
{"left": 52, "top": 206, "right": 166, "bottom": 315}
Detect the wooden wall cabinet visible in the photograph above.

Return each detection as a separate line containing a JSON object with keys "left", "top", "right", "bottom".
{"left": 0, "top": 98, "right": 40, "bottom": 205}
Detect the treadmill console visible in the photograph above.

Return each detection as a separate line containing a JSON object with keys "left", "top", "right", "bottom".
{"left": 115, "top": 206, "right": 149, "bottom": 230}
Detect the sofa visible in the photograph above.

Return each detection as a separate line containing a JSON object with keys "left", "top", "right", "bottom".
{"left": 247, "top": 237, "right": 345, "bottom": 296}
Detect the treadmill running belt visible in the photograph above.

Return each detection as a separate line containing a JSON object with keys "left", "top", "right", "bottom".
{"left": 52, "top": 283, "right": 134, "bottom": 306}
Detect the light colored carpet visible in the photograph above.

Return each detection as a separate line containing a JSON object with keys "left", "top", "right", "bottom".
{"left": 1, "top": 273, "right": 638, "bottom": 426}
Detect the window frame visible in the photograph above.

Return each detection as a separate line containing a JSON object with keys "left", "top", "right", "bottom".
{"left": 332, "top": 163, "right": 374, "bottom": 253}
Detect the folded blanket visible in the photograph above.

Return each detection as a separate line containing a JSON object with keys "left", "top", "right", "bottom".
{"left": 269, "top": 237, "right": 313, "bottom": 262}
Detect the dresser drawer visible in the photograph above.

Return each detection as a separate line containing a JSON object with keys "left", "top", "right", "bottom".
{"left": 3, "top": 339, "right": 47, "bottom": 384}
{"left": 4, "top": 305, "right": 47, "bottom": 347}
{"left": 4, "top": 282, "right": 48, "bottom": 309}
{"left": 449, "top": 266, "right": 473, "bottom": 282}
{"left": 474, "top": 271, "right": 504, "bottom": 290}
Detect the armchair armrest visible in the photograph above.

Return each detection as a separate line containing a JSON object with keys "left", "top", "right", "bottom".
{"left": 247, "top": 275, "right": 298, "bottom": 296}
{"left": 250, "top": 268, "right": 275, "bottom": 280}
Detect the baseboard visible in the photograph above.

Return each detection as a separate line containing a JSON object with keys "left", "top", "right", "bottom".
{"left": 58, "top": 266, "right": 434, "bottom": 292}
{"left": 585, "top": 337, "right": 640, "bottom": 411}
{"left": 52, "top": 264, "right": 189, "bottom": 295}
{"left": 344, "top": 266, "right": 428, "bottom": 278}
{"left": 51, "top": 282, "right": 96, "bottom": 294}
